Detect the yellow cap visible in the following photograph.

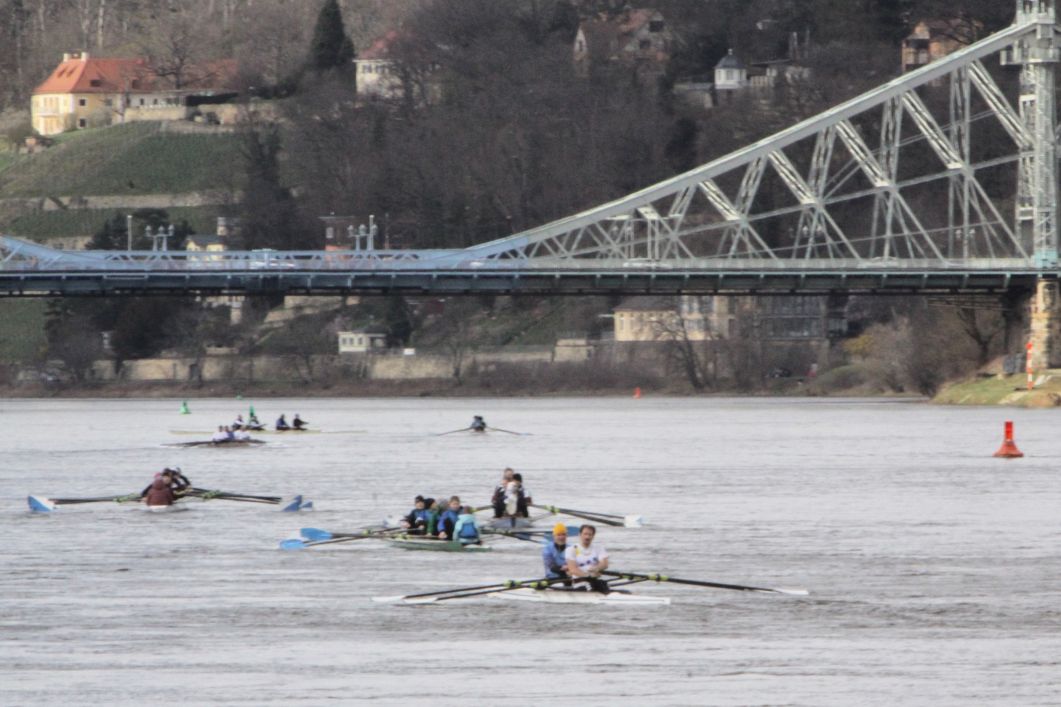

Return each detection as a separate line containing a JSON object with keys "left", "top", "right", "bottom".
{"left": 553, "top": 523, "right": 568, "bottom": 535}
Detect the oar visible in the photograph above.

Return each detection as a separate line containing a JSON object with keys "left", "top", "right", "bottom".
{"left": 300, "top": 526, "right": 394, "bottom": 541}
{"left": 435, "top": 427, "right": 473, "bottom": 436}
{"left": 373, "top": 576, "right": 567, "bottom": 604}
{"left": 44, "top": 493, "right": 141, "bottom": 505}
{"left": 281, "top": 527, "right": 401, "bottom": 550}
{"left": 602, "top": 571, "right": 809, "bottom": 596}
{"left": 486, "top": 426, "right": 530, "bottom": 436}
{"left": 532, "top": 504, "right": 643, "bottom": 528}
{"left": 187, "top": 488, "right": 282, "bottom": 502}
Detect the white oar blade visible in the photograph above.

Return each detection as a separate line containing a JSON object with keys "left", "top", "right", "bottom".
{"left": 769, "top": 587, "right": 810, "bottom": 596}
{"left": 28, "top": 495, "right": 55, "bottom": 513}
{"left": 371, "top": 595, "right": 438, "bottom": 604}
{"left": 623, "top": 515, "right": 644, "bottom": 528}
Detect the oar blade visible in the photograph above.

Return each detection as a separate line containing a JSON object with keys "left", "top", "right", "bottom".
{"left": 279, "top": 538, "right": 308, "bottom": 550}
{"left": 623, "top": 515, "right": 644, "bottom": 528}
{"left": 27, "top": 495, "right": 55, "bottom": 513}
{"left": 767, "top": 587, "right": 810, "bottom": 596}
{"left": 300, "top": 527, "right": 333, "bottom": 541}
{"left": 279, "top": 495, "right": 304, "bottom": 513}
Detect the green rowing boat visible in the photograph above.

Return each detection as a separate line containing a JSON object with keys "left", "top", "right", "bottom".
{"left": 386, "top": 536, "right": 492, "bottom": 552}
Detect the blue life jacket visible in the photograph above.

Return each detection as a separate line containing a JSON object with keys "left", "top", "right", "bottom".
{"left": 541, "top": 539, "right": 568, "bottom": 578}
{"left": 404, "top": 507, "right": 429, "bottom": 527}
{"left": 454, "top": 513, "right": 479, "bottom": 542}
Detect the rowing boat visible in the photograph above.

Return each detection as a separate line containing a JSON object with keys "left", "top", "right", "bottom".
{"left": 483, "top": 517, "right": 536, "bottom": 530}
{"left": 168, "top": 439, "right": 266, "bottom": 448}
{"left": 491, "top": 587, "right": 670, "bottom": 605}
{"left": 386, "top": 536, "right": 492, "bottom": 552}
{"left": 144, "top": 503, "right": 190, "bottom": 514}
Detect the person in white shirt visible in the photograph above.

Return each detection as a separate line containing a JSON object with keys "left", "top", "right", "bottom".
{"left": 233, "top": 428, "right": 251, "bottom": 441}
{"left": 211, "top": 426, "right": 229, "bottom": 443}
{"left": 564, "top": 524, "right": 609, "bottom": 593}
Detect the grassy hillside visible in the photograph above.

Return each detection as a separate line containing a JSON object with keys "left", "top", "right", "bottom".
{"left": 0, "top": 123, "right": 242, "bottom": 197}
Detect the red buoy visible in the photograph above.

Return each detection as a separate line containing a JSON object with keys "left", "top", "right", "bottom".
{"left": 993, "top": 421, "right": 1023, "bottom": 458}
{"left": 633, "top": 387, "right": 642, "bottom": 399}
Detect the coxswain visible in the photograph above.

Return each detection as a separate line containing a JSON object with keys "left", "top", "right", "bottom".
{"left": 470, "top": 415, "right": 487, "bottom": 432}
{"left": 400, "top": 495, "right": 430, "bottom": 535}
{"left": 211, "top": 425, "right": 229, "bottom": 442}
{"left": 542, "top": 523, "right": 570, "bottom": 581}
{"left": 276, "top": 414, "right": 290, "bottom": 431}
{"left": 232, "top": 414, "right": 245, "bottom": 430}
{"left": 453, "top": 504, "right": 481, "bottom": 545}
{"left": 437, "top": 496, "right": 463, "bottom": 540}
{"left": 292, "top": 414, "right": 308, "bottom": 431}
{"left": 491, "top": 467, "right": 516, "bottom": 518}
{"left": 247, "top": 413, "right": 264, "bottom": 431}
{"left": 141, "top": 473, "right": 175, "bottom": 507}
{"left": 565, "top": 524, "right": 610, "bottom": 593}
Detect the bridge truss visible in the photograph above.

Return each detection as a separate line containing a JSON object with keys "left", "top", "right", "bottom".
{"left": 1, "top": 1, "right": 1059, "bottom": 297}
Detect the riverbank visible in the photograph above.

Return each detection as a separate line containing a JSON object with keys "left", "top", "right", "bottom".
{"left": 933, "top": 371, "right": 1061, "bottom": 408}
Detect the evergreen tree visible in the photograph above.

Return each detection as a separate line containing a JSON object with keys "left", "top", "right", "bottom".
{"left": 309, "top": 0, "right": 355, "bottom": 72}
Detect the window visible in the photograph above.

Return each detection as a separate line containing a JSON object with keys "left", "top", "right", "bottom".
{"left": 78, "top": 98, "right": 87, "bottom": 107}
{"left": 89, "top": 79, "right": 101, "bottom": 87}
{"left": 639, "top": 39, "right": 651, "bottom": 50}
{"left": 139, "top": 98, "right": 145, "bottom": 105}
{"left": 78, "top": 119, "right": 86, "bottom": 128}
{"left": 649, "top": 20, "right": 664, "bottom": 33}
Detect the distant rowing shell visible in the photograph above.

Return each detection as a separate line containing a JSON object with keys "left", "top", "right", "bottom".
{"left": 492, "top": 587, "right": 670, "bottom": 605}
{"left": 386, "top": 537, "right": 492, "bottom": 552}
{"left": 166, "top": 439, "right": 267, "bottom": 448}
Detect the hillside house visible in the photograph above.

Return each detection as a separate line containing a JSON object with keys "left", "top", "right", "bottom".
{"left": 902, "top": 18, "right": 982, "bottom": 73}
{"left": 574, "top": 8, "right": 673, "bottom": 83}
{"left": 356, "top": 32, "right": 403, "bottom": 99}
{"left": 32, "top": 52, "right": 238, "bottom": 136}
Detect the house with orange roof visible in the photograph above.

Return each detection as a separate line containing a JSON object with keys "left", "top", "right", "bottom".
{"left": 356, "top": 31, "right": 403, "bottom": 99}
{"left": 32, "top": 51, "right": 238, "bottom": 136}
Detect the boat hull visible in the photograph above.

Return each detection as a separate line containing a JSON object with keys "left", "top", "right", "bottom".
{"left": 386, "top": 537, "right": 491, "bottom": 552}
{"left": 492, "top": 587, "right": 670, "bottom": 605}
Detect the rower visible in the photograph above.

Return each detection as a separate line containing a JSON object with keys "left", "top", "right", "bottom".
{"left": 142, "top": 473, "right": 175, "bottom": 507}
{"left": 491, "top": 468, "right": 515, "bottom": 518}
{"left": 453, "top": 504, "right": 481, "bottom": 545}
{"left": 232, "top": 414, "right": 245, "bottom": 430}
{"left": 565, "top": 524, "right": 609, "bottom": 593}
{"left": 233, "top": 427, "right": 252, "bottom": 441}
{"left": 470, "top": 415, "right": 487, "bottom": 432}
{"left": 211, "top": 425, "right": 229, "bottom": 442}
{"left": 247, "top": 413, "right": 263, "bottom": 430}
{"left": 276, "top": 414, "right": 290, "bottom": 431}
{"left": 511, "top": 472, "right": 530, "bottom": 518}
{"left": 400, "top": 495, "right": 430, "bottom": 535}
{"left": 162, "top": 467, "right": 191, "bottom": 495}
{"left": 437, "top": 496, "right": 463, "bottom": 540}
{"left": 292, "top": 414, "right": 308, "bottom": 431}
{"left": 542, "top": 522, "right": 570, "bottom": 582}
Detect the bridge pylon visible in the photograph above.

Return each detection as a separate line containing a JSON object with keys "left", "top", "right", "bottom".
{"left": 1005, "top": 0, "right": 1060, "bottom": 268}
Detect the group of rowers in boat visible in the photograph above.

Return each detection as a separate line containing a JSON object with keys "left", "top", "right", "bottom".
{"left": 219, "top": 413, "right": 308, "bottom": 435}
{"left": 399, "top": 467, "right": 530, "bottom": 543}
{"left": 140, "top": 467, "right": 192, "bottom": 506}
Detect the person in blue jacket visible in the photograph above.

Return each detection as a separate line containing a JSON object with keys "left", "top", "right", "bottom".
{"left": 401, "top": 495, "right": 430, "bottom": 535}
{"left": 437, "top": 496, "right": 463, "bottom": 540}
{"left": 453, "top": 505, "right": 481, "bottom": 545}
{"left": 542, "top": 522, "right": 570, "bottom": 581}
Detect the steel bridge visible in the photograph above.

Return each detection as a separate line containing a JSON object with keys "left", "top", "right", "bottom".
{"left": 2, "top": 0, "right": 1060, "bottom": 298}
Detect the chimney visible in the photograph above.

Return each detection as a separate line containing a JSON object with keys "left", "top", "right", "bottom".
{"left": 62, "top": 52, "right": 72, "bottom": 62}
{"left": 81, "top": 51, "right": 89, "bottom": 61}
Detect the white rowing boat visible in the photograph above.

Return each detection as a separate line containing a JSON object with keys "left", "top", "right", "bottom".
{"left": 491, "top": 587, "right": 670, "bottom": 606}
{"left": 144, "top": 503, "right": 190, "bottom": 514}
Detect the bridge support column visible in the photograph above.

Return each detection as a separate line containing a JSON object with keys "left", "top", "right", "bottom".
{"left": 1028, "top": 279, "right": 1061, "bottom": 369}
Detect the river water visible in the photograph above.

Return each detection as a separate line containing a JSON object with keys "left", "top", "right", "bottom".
{"left": 1, "top": 397, "right": 1060, "bottom": 706}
